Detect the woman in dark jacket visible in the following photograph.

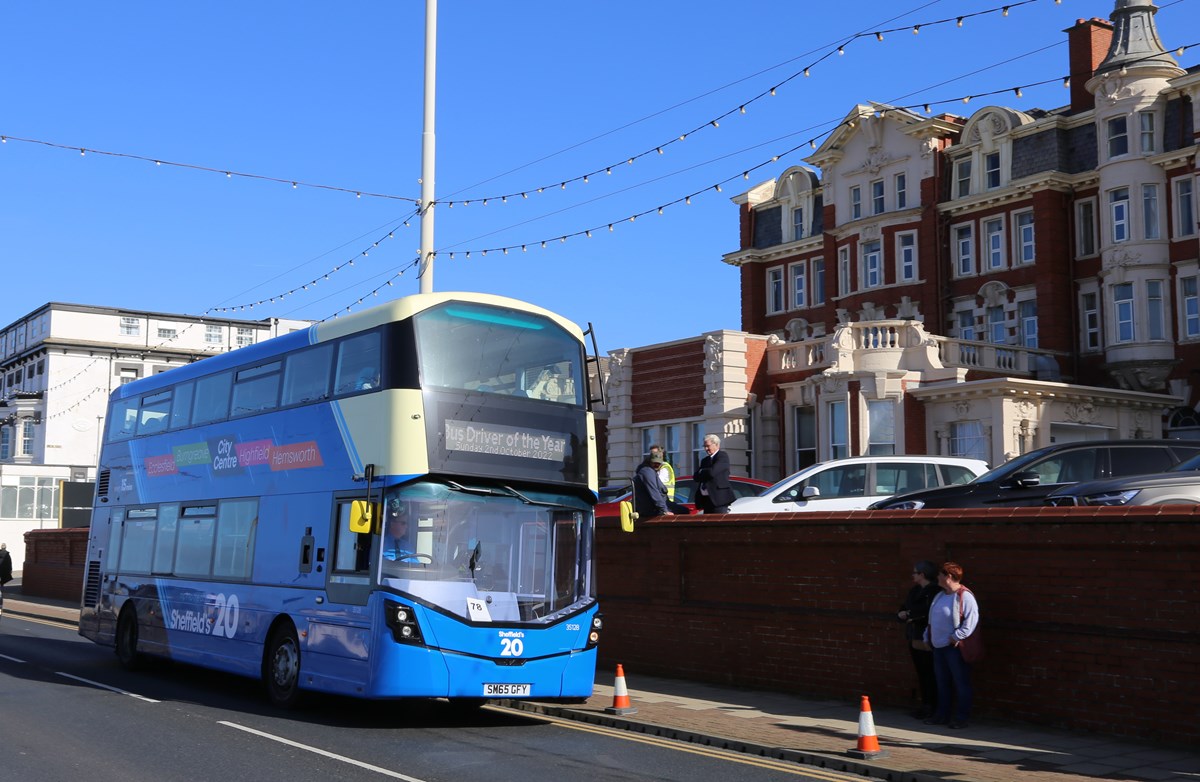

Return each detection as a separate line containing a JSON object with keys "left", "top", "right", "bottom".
{"left": 897, "top": 560, "right": 940, "bottom": 718}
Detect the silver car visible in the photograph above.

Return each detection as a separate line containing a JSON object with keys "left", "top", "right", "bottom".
{"left": 1044, "top": 452, "right": 1200, "bottom": 506}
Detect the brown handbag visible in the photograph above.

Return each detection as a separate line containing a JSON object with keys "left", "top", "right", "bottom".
{"left": 956, "top": 589, "right": 984, "bottom": 663}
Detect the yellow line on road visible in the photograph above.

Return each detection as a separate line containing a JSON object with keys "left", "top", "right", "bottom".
{"left": 507, "top": 708, "right": 864, "bottom": 781}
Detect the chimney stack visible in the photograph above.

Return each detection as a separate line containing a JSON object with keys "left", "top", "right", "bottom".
{"left": 1065, "top": 17, "right": 1114, "bottom": 114}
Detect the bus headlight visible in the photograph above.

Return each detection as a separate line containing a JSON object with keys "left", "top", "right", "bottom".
{"left": 385, "top": 602, "right": 424, "bottom": 645}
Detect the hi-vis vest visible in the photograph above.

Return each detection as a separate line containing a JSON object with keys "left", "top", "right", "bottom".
{"left": 659, "top": 462, "right": 676, "bottom": 501}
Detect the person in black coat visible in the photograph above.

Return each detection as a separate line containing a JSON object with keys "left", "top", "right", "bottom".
{"left": 694, "top": 434, "right": 735, "bottom": 514}
{"left": 898, "top": 560, "right": 940, "bottom": 718}
{"left": 633, "top": 451, "right": 675, "bottom": 520}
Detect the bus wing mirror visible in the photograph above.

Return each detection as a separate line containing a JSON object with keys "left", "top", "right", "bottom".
{"left": 619, "top": 500, "right": 637, "bottom": 533}
{"left": 349, "top": 500, "right": 378, "bottom": 534}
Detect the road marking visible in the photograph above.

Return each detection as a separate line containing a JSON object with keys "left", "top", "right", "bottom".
{"left": 531, "top": 712, "right": 863, "bottom": 780}
{"left": 56, "top": 672, "right": 161, "bottom": 703}
{"left": 219, "top": 721, "right": 427, "bottom": 781}
{"left": 0, "top": 653, "right": 27, "bottom": 663}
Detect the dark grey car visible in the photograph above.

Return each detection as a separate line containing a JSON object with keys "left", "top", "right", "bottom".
{"left": 1045, "top": 452, "right": 1200, "bottom": 506}
{"left": 869, "top": 440, "right": 1200, "bottom": 510}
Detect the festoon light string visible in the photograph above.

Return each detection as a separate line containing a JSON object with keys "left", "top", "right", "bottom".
{"left": 0, "top": 0, "right": 1053, "bottom": 216}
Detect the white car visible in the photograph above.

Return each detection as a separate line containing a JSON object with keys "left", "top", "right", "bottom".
{"left": 728, "top": 455, "right": 989, "bottom": 514}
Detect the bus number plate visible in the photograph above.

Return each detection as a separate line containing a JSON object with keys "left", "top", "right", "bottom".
{"left": 484, "top": 683, "right": 531, "bottom": 697}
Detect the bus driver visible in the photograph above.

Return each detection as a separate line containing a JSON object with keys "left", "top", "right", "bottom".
{"left": 383, "top": 500, "right": 419, "bottom": 562}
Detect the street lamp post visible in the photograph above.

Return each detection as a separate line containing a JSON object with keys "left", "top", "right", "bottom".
{"left": 418, "top": 0, "right": 437, "bottom": 293}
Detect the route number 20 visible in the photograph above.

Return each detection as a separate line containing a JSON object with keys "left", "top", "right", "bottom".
{"left": 209, "top": 593, "right": 240, "bottom": 638}
{"left": 500, "top": 637, "right": 524, "bottom": 657}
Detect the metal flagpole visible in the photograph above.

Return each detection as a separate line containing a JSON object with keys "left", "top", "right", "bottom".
{"left": 418, "top": 0, "right": 437, "bottom": 293}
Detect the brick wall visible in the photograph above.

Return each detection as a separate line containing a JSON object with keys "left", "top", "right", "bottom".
{"left": 596, "top": 506, "right": 1200, "bottom": 745}
{"left": 631, "top": 341, "right": 706, "bottom": 423}
{"left": 22, "top": 528, "right": 89, "bottom": 602}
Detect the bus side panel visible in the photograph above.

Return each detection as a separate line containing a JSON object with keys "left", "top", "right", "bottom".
{"left": 79, "top": 506, "right": 115, "bottom": 646}
{"left": 252, "top": 494, "right": 335, "bottom": 588}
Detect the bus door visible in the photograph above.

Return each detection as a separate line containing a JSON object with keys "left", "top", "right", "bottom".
{"left": 326, "top": 499, "right": 373, "bottom": 607}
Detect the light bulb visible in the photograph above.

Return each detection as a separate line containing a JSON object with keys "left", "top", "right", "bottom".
{"left": 957, "top": 17, "right": 963, "bottom": 27}
{"left": 875, "top": 32, "right": 883, "bottom": 42}
{"left": 913, "top": 26, "right": 920, "bottom": 34}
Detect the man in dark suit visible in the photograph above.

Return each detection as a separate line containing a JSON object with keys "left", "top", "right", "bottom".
{"left": 694, "top": 434, "right": 735, "bottom": 514}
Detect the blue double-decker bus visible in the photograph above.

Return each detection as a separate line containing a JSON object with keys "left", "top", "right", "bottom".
{"left": 79, "top": 292, "right": 601, "bottom": 707}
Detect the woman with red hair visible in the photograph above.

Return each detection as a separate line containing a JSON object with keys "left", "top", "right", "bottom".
{"left": 923, "top": 561, "right": 979, "bottom": 729}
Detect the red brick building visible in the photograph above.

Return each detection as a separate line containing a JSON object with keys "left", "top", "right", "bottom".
{"left": 606, "top": 1, "right": 1200, "bottom": 484}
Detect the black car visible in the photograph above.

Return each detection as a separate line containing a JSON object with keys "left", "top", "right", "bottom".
{"left": 868, "top": 439, "right": 1200, "bottom": 510}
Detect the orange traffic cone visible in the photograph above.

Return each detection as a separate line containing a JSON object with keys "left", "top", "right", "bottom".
{"left": 604, "top": 664, "right": 638, "bottom": 715}
{"left": 847, "top": 695, "right": 889, "bottom": 759}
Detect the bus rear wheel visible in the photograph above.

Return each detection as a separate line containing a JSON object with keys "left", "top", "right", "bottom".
{"left": 115, "top": 606, "right": 145, "bottom": 671}
{"left": 263, "top": 623, "right": 302, "bottom": 708}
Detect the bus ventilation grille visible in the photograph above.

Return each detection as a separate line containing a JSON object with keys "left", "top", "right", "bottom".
{"left": 97, "top": 469, "right": 110, "bottom": 499}
{"left": 82, "top": 560, "right": 102, "bottom": 608}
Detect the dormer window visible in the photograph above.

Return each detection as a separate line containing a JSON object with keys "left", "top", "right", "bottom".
{"left": 955, "top": 159, "right": 972, "bottom": 198}
{"left": 775, "top": 166, "right": 821, "bottom": 243}
{"left": 984, "top": 152, "right": 1001, "bottom": 189}
{"left": 792, "top": 207, "right": 805, "bottom": 240}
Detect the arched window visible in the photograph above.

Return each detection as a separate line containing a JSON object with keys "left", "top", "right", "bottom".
{"left": 1166, "top": 406, "right": 1200, "bottom": 440}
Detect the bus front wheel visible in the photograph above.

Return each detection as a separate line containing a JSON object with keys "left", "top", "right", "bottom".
{"left": 263, "top": 623, "right": 302, "bottom": 708}
{"left": 115, "top": 606, "right": 145, "bottom": 671}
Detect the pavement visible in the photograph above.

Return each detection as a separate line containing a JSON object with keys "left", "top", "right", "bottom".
{"left": 4, "top": 585, "right": 1197, "bottom": 782}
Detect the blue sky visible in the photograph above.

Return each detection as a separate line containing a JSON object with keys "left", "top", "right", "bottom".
{"left": 2, "top": 0, "right": 1196, "bottom": 354}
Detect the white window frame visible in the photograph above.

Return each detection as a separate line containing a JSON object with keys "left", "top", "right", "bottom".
{"left": 861, "top": 240, "right": 882, "bottom": 289}
{"left": 987, "top": 305, "right": 1007, "bottom": 345}
{"left": 20, "top": 419, "right": 35, "bottom": 456}
{"left": 1180, "top": 273, "right": 1200, "bottom": 340}
{"left": 793, "top": 406, "right": 816, "bottom": 472}
{"left": 957, "top": 309, "right": 977, "bottom": 342}
{"left": 1143, "top": 184, "right": 1161, "bottom": 240}
{"left": 1147, "top": 279, "right": 1166, "bottom": 341}
{"left": 1019, "top": 299, "right": 1038, "bottom": 348}
{"left": 812, "top": 258, "right": 826, "bottom": 304}
{"left": 205, "top": 325, "right": 223, "bottom": 344}
{"left": 1110, "top": 188, "right": 1130, "bottom": 244}
{"left": 827, "top": 399, "right": 848, "bottom": 460}
{"left": 984, "top": 151, "right": 1001, "bottom": 190}
{"left": 1139, "top": 111, "right": 1156, "bottom": 154}
{"left": 871, "top": 179, "right": 885, "bottom": 215}
{"left": 955, "top": 159, "right": 972, "bottom": 198}
{"left": 954, "top": 223, "right": 975, "bottom": 277}
{"left": 1076, "top": 198, "right": 1098, "bottom": 257}
{"left": 897, "top": 232, "right": 917, "bottom": 282}
{"left": 1113, "top": 282, "right": 1135, "bottom": 343}
{"left": 157, "top": 328, "right": 177, "bottom": 340}
{"left": 789, "top": 262, "right": 807, "bottom": 310}
{"left": 838, "top": 246, "right": 851, "bottom": 296}
{"left": 792, "top": 206, "right": 806, "bottom": 241}
{"left": 950, "top": 421, "right": 987, "bottom": 462}
{"left": 984, "top": 217, "right": 1006, "bottom": 271}
{"left": 894, "top": 172, "right": 907, "bottom": 210}
{"left": 1080, "top": 286, "right": 1101, "bottom": 352}
{"left": 1107, "top": 115, "right": 1129, "bottom": 159}
{"left": 120, "top": 317, "right": 140, "bottom": 337}
{"left": 1174, "top": 177, "right": 1196, "bottom": 239}
{"left": 766, "top": 266, "right": 785, "bottom": 314}
{"left": 850, "top": 186, "right": 862, "bottom": 220}
{"left": 689, "top": 422, "right": 706, "bottom": 473}
{"left": 866, "top": 399, "right": 896, "bottom": 456}
{"left": 1014, "top": 210, "right": 1035, "bottom": 265}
